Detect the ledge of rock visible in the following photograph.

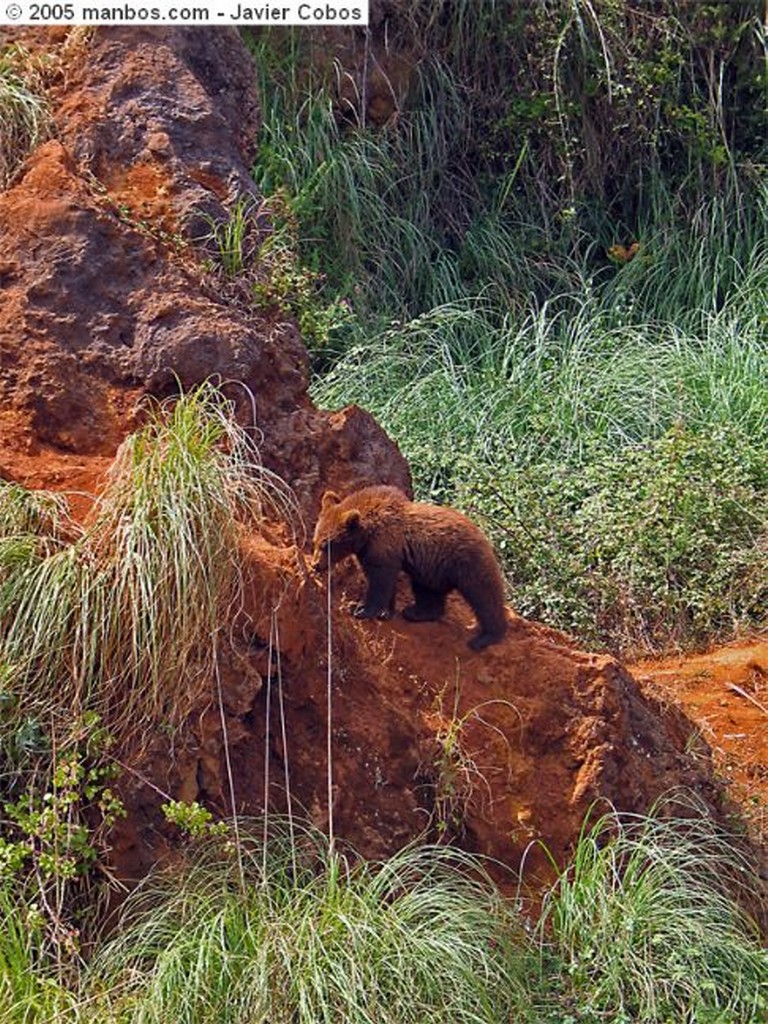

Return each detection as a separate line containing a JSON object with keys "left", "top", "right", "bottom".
{"left": 0, "top": 27, "right": 411, "bottom": 512}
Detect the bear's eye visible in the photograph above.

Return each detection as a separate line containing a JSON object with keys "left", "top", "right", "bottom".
{"left": 343, "top": 511, "right": 361, "bottom": 531}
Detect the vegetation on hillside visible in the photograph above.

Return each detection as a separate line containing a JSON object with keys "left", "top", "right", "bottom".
{"left": 246, "top": 1, "right": 768, "bottom": 654}
{"left": 0, "top": 384, "right": 293, "bottom": 746}
{"left": 0, "top": 44, "right": 52, "bottom": 188}
{"left": 0, "top": 391, "right": 762, "bottom": 1022}
{"left": 0, "top": 388, "right": 761, "bottom": 1022}
{"left": 1, "top": 8, "right": 767, "bottom": 1021}
{"left": 0, "top": 807, "right": 765, "bottom": 1022}
{"left": 0, "top": 387, "right": 293, "bottom": 978}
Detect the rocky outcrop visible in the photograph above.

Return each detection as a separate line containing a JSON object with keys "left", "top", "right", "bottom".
{"left": 0, "top": 27, "right": 411, "bottom": 512}
{"left": 112, "top": 536, "right": 725, "bottom": 882}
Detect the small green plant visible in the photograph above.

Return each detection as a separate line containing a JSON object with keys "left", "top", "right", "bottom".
{"left": 252, "top": 191, "right": 356, "bottom": 350}
{"left": 161, "top": 800, "right": 229, "bottom": 840}
{"left": 0, "top": 714, "right": 125, "bottom": 968}
{"left": 199, "top": 193, "right": 354, "bottom": 349}
{"left": 0, "top": 888, "right": 82, "bottom": 1024}
{"left": 201, "top": 197, "right": 260, "bottom": 276}
{"left": 427, "top": 681, "right": 518, "bottom": 841}
{"left": 253, "top": 230, "right": 355, "bottom": 349}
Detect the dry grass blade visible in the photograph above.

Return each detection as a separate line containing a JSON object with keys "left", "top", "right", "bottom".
{"left": 0, "top": 49, "right": 52, "bottom": 189}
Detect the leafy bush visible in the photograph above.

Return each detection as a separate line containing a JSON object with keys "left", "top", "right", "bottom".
{"left": 0, "top": 718, "right": 124, "bottom": 972}
{"left": 465, "top": 426, "right": 768, "bottom": 653}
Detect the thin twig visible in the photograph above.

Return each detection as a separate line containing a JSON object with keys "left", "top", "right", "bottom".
{"left": 725, "top": 682, "right": 768, "bottom": 718}
{"left": 326, "top": 551, "right": 334, "bottom": 849}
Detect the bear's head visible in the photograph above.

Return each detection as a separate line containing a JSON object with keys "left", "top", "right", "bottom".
{"left": 312, "top": 490, "right": 365, "bottom": 572}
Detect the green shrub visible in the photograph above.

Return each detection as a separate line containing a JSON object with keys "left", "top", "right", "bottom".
{"left": 0, "top": 719, "right": 124, "bottom": 974}
{"left": 465, "top": 426, "right": 768, "bottom": 653}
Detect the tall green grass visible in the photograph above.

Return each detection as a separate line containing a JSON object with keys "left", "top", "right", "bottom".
{"left": 88, "top": 826, "right": 530, "bottom": 1024}
{"left": 0, "top": 888, "right": 82, "bottom": 1024}
{"left": 0, "top": 46, "right": 52, "bottom": 189}
{"left": 250, "top": 6, "right": 768, "bottom": 332}
{"left": 314, "top": 250, "right": 768, "bottom": 474}
{"left": 539, "top": 801, "right": 768, "bottom": 1022}
{"left": 80, "top": 810, "right": 768, "bottom": 1023}
{"left": 1, "top": 808, "right": 764, "bottom": 1022}
{"left": 0, "top": 382, "right": 297, "bottom": 743}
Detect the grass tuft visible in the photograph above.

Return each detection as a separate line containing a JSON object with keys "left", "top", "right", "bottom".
{"left": 89, "top": 824, "right": 530, "bottom": 1024}
{"left": 539, "top": 798, "right": 768, "bottom": 1022}
{"left": 0, "top": 888, "right": 82, "bottom": 1024}
{"left": 0, "top": 382, "right": 297, "bottom": 744}
{"left": 0, "top": 47, "right": 52, "bottom": 189}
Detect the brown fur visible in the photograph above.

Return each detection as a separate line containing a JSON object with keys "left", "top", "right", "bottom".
{"left": 312, "top": 485, "right": 508, "bottom": 651}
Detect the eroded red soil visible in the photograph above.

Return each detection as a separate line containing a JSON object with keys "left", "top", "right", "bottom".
{"left": 633, "top": 641, "right": 768, "bottom": 846}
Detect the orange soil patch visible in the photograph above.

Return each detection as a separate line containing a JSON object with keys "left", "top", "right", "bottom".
{"left": 0, "top": 388, "right": 139, "bottom": 521}
{"left": 102, "top": 161, "right": 178, "bottom": 237}
{"left": 632, "top": 639, "right": 768, "bottom": 844}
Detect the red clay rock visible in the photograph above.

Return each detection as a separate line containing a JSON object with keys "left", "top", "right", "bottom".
{"left": 0, "top": 29, "right": 410, "bottom": 510}
{"left": 110, "top": 535, "right": 727, "bottom": 883}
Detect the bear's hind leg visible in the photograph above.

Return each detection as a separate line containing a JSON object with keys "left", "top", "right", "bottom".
{"left": 460, "top": 580, "right": 508, "bottom": 651}
{"left": 403, "top": 582, "right": 447, "bottom": 623}
{"left": 468, "top": 629, "right": 505, "bottom": 652}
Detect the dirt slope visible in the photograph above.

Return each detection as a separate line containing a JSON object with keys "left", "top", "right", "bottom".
{"left": 0, "top": 28, "right": 749, "bottom": 886}
{"left": 634, "top": 641, "right": 768, "bottom": 849}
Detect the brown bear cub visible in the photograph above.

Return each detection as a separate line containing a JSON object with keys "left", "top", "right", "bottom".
{"left": 312, "top": 485, "right": 508, "bottom": 651}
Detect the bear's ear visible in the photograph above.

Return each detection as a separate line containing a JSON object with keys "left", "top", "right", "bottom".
{"left": 321, "top": 490, "right": 341, "bottom": 508}
{"left": 342, "top": 509, "right": 361, "bottom": 531}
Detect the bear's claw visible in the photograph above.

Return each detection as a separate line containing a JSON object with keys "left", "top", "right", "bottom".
{"left": 352, "top": 605, "right": 392, "bottom": 620}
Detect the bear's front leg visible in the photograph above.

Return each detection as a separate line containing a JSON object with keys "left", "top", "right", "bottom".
{"left": 354, "top": 564, "right": 399, "bottom": 619}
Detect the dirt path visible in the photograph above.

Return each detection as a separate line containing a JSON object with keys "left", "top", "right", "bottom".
{"left": 632, "top": 639, "right": 768, "bottom": 845}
